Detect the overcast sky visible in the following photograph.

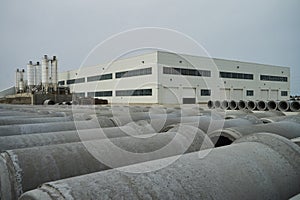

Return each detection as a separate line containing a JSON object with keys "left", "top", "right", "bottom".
{"left": 1, "top": 0, "right": 299, "bottom": 94}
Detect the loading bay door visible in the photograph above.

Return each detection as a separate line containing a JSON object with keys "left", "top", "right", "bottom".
{"left": 161, "top": 87, "right": 180, "bottom": 104}
{"left": 270, "top": 90, "right": 279, "bottom": 100}
{"left": 182, "top": 88, "right": 196, "bottom": 104}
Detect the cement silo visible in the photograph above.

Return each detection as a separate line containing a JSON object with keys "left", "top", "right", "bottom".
{"left": 35, "top": 62, "right": 41, "bottom": 86}
{"left": 19, "top": 69, "right": 25, "bottom": 93}
{"left": 51, "top": 56, "right": 58, "bottom": 91}
{"left": 15, "top": 69, "right": 20, "bottom": 93}
{"left": 41, "top": 55, "right": 49, "bottom": 92}
{"left": 27, "top": 61, "right": 35, "bottom": 91}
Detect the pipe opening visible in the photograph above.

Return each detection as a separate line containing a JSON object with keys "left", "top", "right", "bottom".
{"left": 214, "top": 101, "right": 221, "bottom": 108}
{"left": 257, "top": 101, "right": 267, "bottom": 110}
{"left": 211, "top": 136, "right": 233, "bottom": 147}
{"left": 247, "top": 101, "right": 256, "bottom": 110}
{"left": 221, "top": 100, "right": 229, "bottom": 110}
{"left": 229, "top": 101, "right": 237, "bottom": 110}
{"left": 267, "top": 101, "right": 277, "bottom": 110}
{"left": 279, "top": 101, "right": 288, "bottom": 111}
{"left": 207, "top": 100, "right": 214, "bottom": 109}
{"left": 291, "top": 101, "right": 300, "bottom": 112}
{"left": 238, "top": 101, "right": 246, "bottom": 110}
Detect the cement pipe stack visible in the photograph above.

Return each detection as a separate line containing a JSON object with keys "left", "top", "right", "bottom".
{"left": 208, "top": 115, "right": 300, "bottom": 147}
{"left": 208, "top": 99, "right": 300, "bottom": 112}
{"left": 19, "top": 133, "right": 300, "bottom": 200}
{"left": 0, "top": 125, "right": 213, "bottom": 199}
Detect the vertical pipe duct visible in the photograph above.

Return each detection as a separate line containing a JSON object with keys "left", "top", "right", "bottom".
{"left": 35, "top": 62, "right": 41, "bottom": 86}
{"left": 51, "top": 56, "right": 58, "bottom": 92}
{"left": 27, "top": 61, "right": 34, "bottom": 91}
{"left": 41, "top": 55, "right": 49, "bottom": 93}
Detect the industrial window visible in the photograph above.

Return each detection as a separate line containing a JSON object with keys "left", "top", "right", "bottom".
{"left": 201, "top": 89, "right": 211, "bottom": 96}
{"left": 246, "top": 90, "right": 254, "bottom": 96}
{"left": 281, "top": 91, "right": 288, "bottom": 96}
{"left": 74, "top": 93, "right": 85, "bottom": 97}
{"left": 116, "top": 89, "right": 152, "bottom": 96}
{"left": 58, "top": 80, "right": 65, "bottom": 85}
{"left": 219, "top": 72, "right": 253, "bottom": 80}
{"left": 260, "top": 75, "right": 288, "bottom": 82}
{"left": 163, "top": 67, "right": 211, "bottom": 77}
{"left": 115, "top": 67, "right": 152, "bottom": 79}
{"left": 66, "top": 78, "right": 85, "bottom": 85}
{"left": 87, "top": 91, "right": 112, "bottom": 97}
{"left": 87, "top": 73, "right": 112, "bottom": 82}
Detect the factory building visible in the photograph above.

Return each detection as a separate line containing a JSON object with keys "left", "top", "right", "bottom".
{"left": 58, "top": 51, "right": 290, "bottom": 104}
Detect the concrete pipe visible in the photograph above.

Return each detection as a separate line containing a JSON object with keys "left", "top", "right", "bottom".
{"left": 292, "top": 137, "right": 300, "bottom": 147}
{"left": 0, "top": 117, "right": 116, "bottom": 137}
{"left": 0, "top": 116, "right": 72, "bottom": 126}
{"left": 214, "top": 100, "right": 221, "bottom": 108}
{"left": 0, "top": 121, "right": 157, "bottom": 152}
{"left": 246, "top": 100, "right": 257, "bottom": 110}
{"left": 19, "top": 133, "right": 300, "bottom": 200}
{"left": 278, "top": 100, "right": 290, "bottom": 112}
{"left": 162, "top": 115, "right": 262, "bottom": 133}
{"left": 207, "top": 100, "right": 214, "bottom": 109}
{"left": 0, "top": 126, "right": 212, "bottom": 199}
{"left": 43, "top": 99, "right": 55, "bottom": 105}
{"left": 220, "top": 100, "right": 229, "bottom": 110}
{"left": 208, "top": 115, "right": 300, "bottom": 147}
{"left": 237, "top": 100, "right": 247, "bottom": 110}
{"left": 257, "top": 100, "right": 268, "bottom": 111}
{"left": 290, "top": 101, "right": 300, "bottom": 112}
{"left": 290, "top": 193, "right": 300, "bottom": 200}
{"left": 229, "top": 100, "right": 238, "bottom": 110}
{"left": 267, "top": 100, "right": 278, "bottom": 111}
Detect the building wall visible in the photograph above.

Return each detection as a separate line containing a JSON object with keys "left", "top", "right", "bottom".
{"left": 58, "top": 52, "right": 159, "bottom": 104}
{"left": 157, "top": 51, "right": 290, "bottom": 104}
{"left": 57, "top": 51, "right": 290, "bottom": 104}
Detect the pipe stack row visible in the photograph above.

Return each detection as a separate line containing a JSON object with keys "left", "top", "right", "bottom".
{"left": 0, "top": 104, "right": 299, "bottom": 199}
{"left": 208, "top": 99, "right": 300, "bottom": 112}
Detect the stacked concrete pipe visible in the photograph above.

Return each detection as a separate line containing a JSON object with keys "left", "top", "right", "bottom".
{"left": 237, "top": 100, "right": 247, "bottom": 110}
{"left": 0, "top": 116, "right": 116, "bottom": 137}
{"left": 267, "top": 100, "right": 278, "bottom": 111}
{"left": 290, "top": 101, "right": 300, "bottom": 112}
{"left": 229, "top": 100, "right": 238, "bottom": 110}
{"left": 246, "top": 100, "right": 257, "bottom": 111}
{"left": 220, "top": 100, "right": 229, "bottom": 110}
{"left": 208, "top": 115, "right": 300, "bottom": 147}
{"left": 19, "top": 133, "right": 300, "bottom": 200}
{"left": 214, "top": 100, "right": 221, "bottom": 109}
{"left": 257, "top": 100, "right": 268, "bottom": 111}
{"left": 0, "top": 125, "right": 212, "bottom": 199}
{"left": 162, "top": 115, "right": 263, "bottom": 133}
{"left": 278, "top": 100, "right": 290, "bottom": 112}
{"left": 206, "top": 101, "right": 213, "bottom": 109}
{"left": 0, "top": 121, "right": 158, "bottom": 152}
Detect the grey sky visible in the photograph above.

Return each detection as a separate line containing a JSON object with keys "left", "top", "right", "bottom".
{"left": 1, "top": 0, "right": 299, "bottom": 94}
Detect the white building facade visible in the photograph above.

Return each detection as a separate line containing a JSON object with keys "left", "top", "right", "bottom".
{"left": 58, "top": 51, "right": 290, "bottom": 104}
